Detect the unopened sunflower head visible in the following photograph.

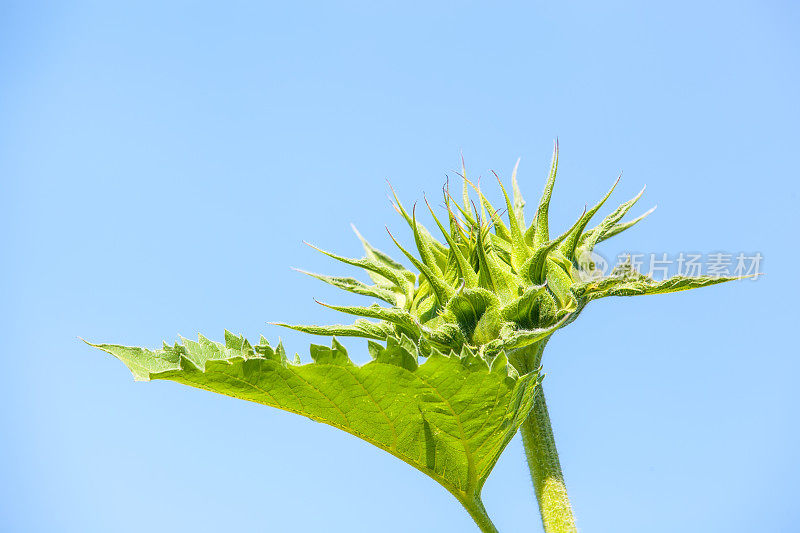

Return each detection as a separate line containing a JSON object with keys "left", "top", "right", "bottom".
{"left": 278, "top": 142, "right": 739, "bottom": 375}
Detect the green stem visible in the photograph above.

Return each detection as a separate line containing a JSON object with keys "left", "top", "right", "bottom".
{"left": 460, "top": 496, "right": 500, "bottom": 533}
{"left": 514, "top": 341, "right": 576, "bottom": 533}
{"left": 520, "top": 387, "right": 576, "bottom": 533}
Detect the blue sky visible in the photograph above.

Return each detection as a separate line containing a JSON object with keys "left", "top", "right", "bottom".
{"left": 1, "top": 2, "right": 798, "bottom": 532}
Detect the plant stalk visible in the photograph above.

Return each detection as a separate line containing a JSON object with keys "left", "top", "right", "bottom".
{"left": 461, "top": 496, "right": 500, "bottom": 533}
{"left": 520, "top": 387, "right": 576, "bottom": 533}
{"left": 514, "top": 341, "right": 577, "bottom": 533}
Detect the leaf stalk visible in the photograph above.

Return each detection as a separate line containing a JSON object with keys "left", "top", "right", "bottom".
{"left": 460, "top": 496, "right": 500, "bottom": 533}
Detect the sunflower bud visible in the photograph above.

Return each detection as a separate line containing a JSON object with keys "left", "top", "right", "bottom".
{"left": 281, "top": 142, "right": 740, "bottom": 375}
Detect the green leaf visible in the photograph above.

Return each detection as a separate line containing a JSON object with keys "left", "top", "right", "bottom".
{"left": 494, "top": 170, "right": 530, "bottom": 271}
{"left": 410, "top": 204, "right": 445, "bottom": 276}
{"left": 387, "top": 228, "right": 454, "bottom": 306}
{"left": 592, "top": 205, "right": 657, "bottom": 244}
{"left": 389, "top": 189, "right": 448, "bottom": 266}
{"left": 500, "top": 283, "right": 548, "bottom": 327}
{"left": 309, "top": 338, "right": 352, "bottom": 365}
{"left": 471, "top": 307, "right": 504, "bottom": 346}
{"left": 421, "top": 322, "right": 467, "bottom": 353}
{"left": 510, "top": 158, "right": 526, "bottom": 228}
{"left": 578, "top": 186, "right": 646, "bottom": 255}
{"left": 474, "top": 219, "right": 521, "bottom": 303}
{"left": 445, "top": 169, "right": 478, "bottom": 231}
{"left": 461, "top": 153, "right": 471, "bottom": 215}
{"left": 491, "top": 313, "right": 573, "bottom": 352}
{"left": 294, "top": 269, "right": 398, "bottom": 306}
{"left": 469, "top": 178, "right": 511, "bottom": 242}
{"left": 304, "top": 241, "right": 411, "bottom": 294}
{"left": 426, "top": 196, "right": 479, "bottom": 289}
{"left": 559, "top": 176, "right": 619, "bottom": 259}
{"left": 315, "top": 301, "right": 421, "bottom": 339}
{"left": 531, "top": 140, "right": 559, "bottom": 247}
{"left": 575, "top": 273, "right": 742, "bottom": 300}
{"left": 351, "top": 225, "right": 410, "bottom": 275}
{"left": 446, "top": 287, "right": 501, "bottom": 343}
{"left": 271, "top": 319, "right": 395, "bottom": 340}
{"left": 521, "top": 209, "right": 585, "bottom": 284}
{"left": 368, "top": 335, "right": 419, "bottom": 371}
{"left": 90, "top": 334, "right": 542, "bottom": 505}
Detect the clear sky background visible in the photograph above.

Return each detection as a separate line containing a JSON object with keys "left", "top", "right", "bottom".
{"left": 2, "top": 2, "right": 798, "bottom": 532}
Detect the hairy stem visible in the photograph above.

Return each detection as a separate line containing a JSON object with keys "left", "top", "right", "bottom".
{"left": 460, "top": 496, "right": 500, "bottom": 533}
{"left": 513, "top": 341, "right": 576, "bottom": 533}
{"left": 520, "top": 387, "right": 576, "bottom": 533}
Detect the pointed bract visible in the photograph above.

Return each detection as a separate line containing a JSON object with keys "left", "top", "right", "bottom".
{"left": 532, "top": 140, "right": 559, "bottom": 247}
